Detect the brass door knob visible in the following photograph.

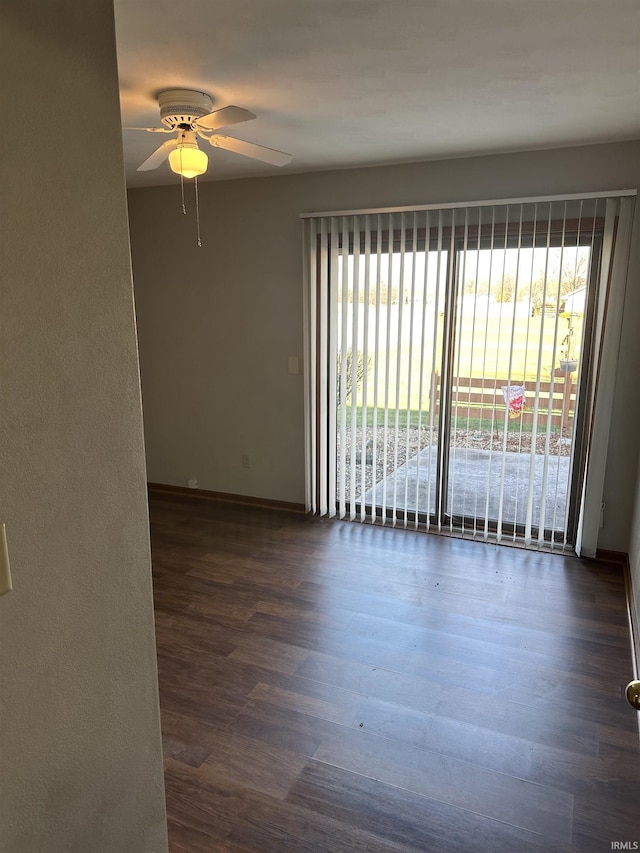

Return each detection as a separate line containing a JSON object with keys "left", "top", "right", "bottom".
{"left": 626, "top": 680, "right": 640, "bottom": 710}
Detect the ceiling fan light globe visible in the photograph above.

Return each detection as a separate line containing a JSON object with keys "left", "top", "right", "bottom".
{"left": 168, "top": 145, "right": 208, "bottom": 178}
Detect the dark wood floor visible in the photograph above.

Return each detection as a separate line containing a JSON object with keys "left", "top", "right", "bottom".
{"left": 150, "top": 491, "right": 640, "bottom": 853}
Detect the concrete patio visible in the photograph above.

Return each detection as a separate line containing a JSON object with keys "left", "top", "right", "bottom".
{"left": 362, "top": 446, "right": 571, "bottom": 530}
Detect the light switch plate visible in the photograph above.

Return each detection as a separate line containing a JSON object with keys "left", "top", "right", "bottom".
{"left": 0, "top": 524, "right": 13, "bottom": 597}
{"left": 288, "top": 356, "right": 299, "bottom": 375}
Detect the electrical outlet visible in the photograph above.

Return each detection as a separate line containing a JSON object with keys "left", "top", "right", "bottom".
{"left": 242, "top": 454, "right": 251, "bottom": 468}
{"left": 188, "top": 479, "right": 198, "bottom": 489}
{"left": 600, "top": 502, "right": 605, "bottom": 528}
{"left": 0, "top": 524, "right": 13, "bottom": 597}
{"left": 288, "top": 356, "right": 299, "bottom": 374}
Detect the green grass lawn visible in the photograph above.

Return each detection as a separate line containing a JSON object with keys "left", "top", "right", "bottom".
{"left": 338, "top": 406, "right": 560, "bottom": 435}
{"left": 345, "top": 310, "right": 582, "bottom": 412}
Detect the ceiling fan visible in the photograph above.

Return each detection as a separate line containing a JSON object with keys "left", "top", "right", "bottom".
{"left": 125, "top": 89, "right": 292, "bottom": 177}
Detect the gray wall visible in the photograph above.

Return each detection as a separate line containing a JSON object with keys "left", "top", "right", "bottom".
{"left": 627, "top": 265, "right": 640, "bottom": 653}
{"left": 128, "top": 141, "right": 639, "bottom": 557}
{"left": 630, "top": 459, "right": 640, "bottom": 660}
{"left": 0, "top": 3, "right": 168, "bottom": 851}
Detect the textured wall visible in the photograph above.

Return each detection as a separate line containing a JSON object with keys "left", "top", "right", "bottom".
{"left": 626, "top": 220, "right": 640, "bottom": 652}
{"left": 128, "top": 140, "right": 639, "bottom": 553}
{"left": 630, "top": 458, "right": 640, "bottom": 661}
{"left": 0, "top": 3, "right": 168, "bottom": 851}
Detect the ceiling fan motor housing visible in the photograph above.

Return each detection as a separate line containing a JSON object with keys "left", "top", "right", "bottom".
{"left": 158, "top": 89, "right": 213, "bottom": 129}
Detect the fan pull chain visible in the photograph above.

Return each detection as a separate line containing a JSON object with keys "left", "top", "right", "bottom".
{"left": 180, "top": 173, "right": 186, "bottom": 216}
{"left": 194, "top": 176, "right": 202, "bottom": 247}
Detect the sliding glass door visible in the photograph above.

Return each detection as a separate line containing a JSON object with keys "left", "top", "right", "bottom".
{"left": 304, "top": 195, "right": 632, "bottom": 550}
{"left": 444, "top": 217, "right": 598, "bottom": 544}
{"left": 334, "top": 221, "right": 447, "bottom": 523}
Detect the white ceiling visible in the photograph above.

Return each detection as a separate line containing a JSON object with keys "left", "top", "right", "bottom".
{"left": 115, "top": 0, "right": 640, "bottom": 188}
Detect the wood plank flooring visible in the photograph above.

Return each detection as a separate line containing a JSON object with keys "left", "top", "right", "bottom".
{"left": 149, "top": 492, "right": 640, "bottom": 853}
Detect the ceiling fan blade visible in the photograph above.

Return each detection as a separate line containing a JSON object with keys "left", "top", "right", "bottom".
{"left": 124, "top": 126, "right": 172, "bottom": 133}
{"left": 211, "top": 135, "right": 292, "bottom": 167}
{"left": 195, "top": 105, "right": 256, "bottom": 131}
{"left": 137, "top": 139, "right": 178, "bottom": 171}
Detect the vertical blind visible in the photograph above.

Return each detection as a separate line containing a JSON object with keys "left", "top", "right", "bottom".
{"left": 302, "top": 193, "right": 635, "bottom": 553}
